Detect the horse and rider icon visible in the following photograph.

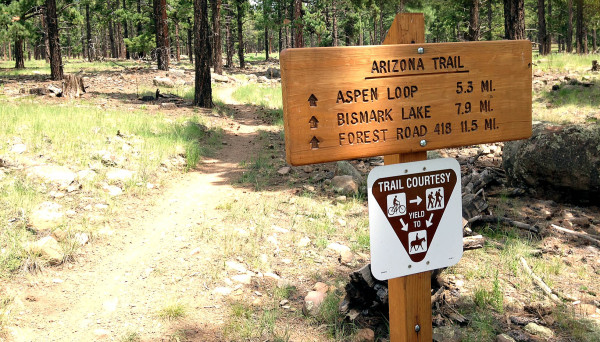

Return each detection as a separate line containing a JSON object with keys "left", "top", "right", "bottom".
{"left": 408, "top": 230, "right": 427, "bottom": 254}
{"left": 426, "top": 187, "right": 444, "bottom": 211}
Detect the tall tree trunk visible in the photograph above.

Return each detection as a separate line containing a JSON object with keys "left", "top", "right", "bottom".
{"left": 486, "top": 0, "right": 492, "bottom": 40}
{"left": 109, "top": 19, "right": 116, "bottom": 58}
{"left": 42, "top": 12, "right": 50, "bottom": 62}
{"left": 14, "top": 37, "right": 25, "bottom": 69}
{"left": 154, "top": 0, "right": 169, "bottom": 70}
{"left": 264, "top": 0, "right": 269, "bottom": 59}
{"left": 174, "top": 21, "right": 181, "bottom": 62}
{"left": 187, "top": 20, "right": 194, "bottom": 63}
{"left": 503, "top": 0, "right": 525, "bottom": 40}
{"left": 538, "top": 0, "right": 548, "bottom": 55}
{"left": 469, "top": 0, "right": 480, "bottom": 41}
{"left": 546, "top": 0, "right": 552, "bottom": 54}
{"left": 211, "top": 0, "right": 223, "bottom": 73}
{"left": 593, "top": 28, "right": 597, "bottom": 52}
{"left": 193, "top": 0, "right": 213, "bottom": 108}
{"left": 575, "top": 0, "right": 584, "bottom": 53}
{"left": 47, "top": 0, "right": 63, "bottom": 80}
{"left": 236, "top": 0, "right": 245, "bottom": 68}
{"left": 332, "top": 0, "right": 338, "bottom": 46}
{"left": 225, "top": 5, "right": 233, "bottom": 67}
{"left": 567, "top": 0, "right": 573, "bottom": 52}
{"left": 123, "top": 0, "right": 130, "bottom": 59}
{"left": 86, "top": 4, "right": 93, "bottom": 61}
{"left": 278, "top": 0, "right": 282, "bottom": 51}
{"left": 379, "top": 2, "right": 384, "bottom": 43}
{"left": 293, "top": 0, "right": 303, "bottom": 47}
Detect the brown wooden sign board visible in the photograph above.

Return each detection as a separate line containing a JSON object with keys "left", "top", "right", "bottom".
{"left": 280, "top": 40, "right": 532, "bottom": 166}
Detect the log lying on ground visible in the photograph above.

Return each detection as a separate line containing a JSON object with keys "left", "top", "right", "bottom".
{"left": 468, "top": 215, "right": 539, "bottom": 234}
{"left": 519, "top": 257, "right": 561, "bottom": 303}
{"left": 549, "top": 224, "right": 600, "bottom": 247}
{"left": 463, "top": 235, "right": 485, "bottom": 250}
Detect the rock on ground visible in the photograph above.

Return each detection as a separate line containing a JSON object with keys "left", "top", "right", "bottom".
{"left": 523, "top": 323, "right": 554, "bottom": 339}
{"left": 152, "top": 76, "right": 175, "bottom": 88}
{"left": 336, "top": 161, "right": 365, "bottom": 186}
{"left": 503, "top": 123, "right": 600, "bottom": 204}
{"left": 29, "top": 202, "right": 64, "bottom": 231}
{"left": 331, "top": 175, "right": 358, "bottom": 196}
{"left": 26, "top": 236, "right": 64, "bottom": 265}
{"left": 26, "top": 165, "right": 76, "bottom": 187}
{"left": 302, "top": 290, "right": 327, "bottom": 316}
{"left": 105, "top": 168, "right": 135, "bottom": 183}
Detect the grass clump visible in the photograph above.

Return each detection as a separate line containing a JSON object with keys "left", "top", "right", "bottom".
{"left": 119, "top": 331, "right": 141, "bottom": 342}
{"left": 554, "top": 305, "right": 600, "bottom": 342}
{"left": 224, "top": 301, "right": 288, "bottom": 341}
{"left": 157, "top": 301, "right": 187, "bottom": 321}
{"left": 310, "top": 291, "right": 356, "bottom": 340}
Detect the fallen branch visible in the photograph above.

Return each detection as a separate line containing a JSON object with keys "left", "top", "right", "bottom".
{"left": 469, "top": 215, "right": 539, "bottom": 234}
{"left": 463, "top": 235, "right": 485, "bottom": 250}
{"left": 519, "top": 257, "right": 561, "bottom": 304}
{"left": 431, "top": 286, "right": 445, "bottom": 306}
{"left": 549, "top": 224, "right": 600, "bottom": 247}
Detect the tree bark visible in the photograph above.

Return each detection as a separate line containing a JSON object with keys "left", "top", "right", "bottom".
{"left": 538, "top": 0, "right": 548, "bottom": 55}
{"left": 14, "top": 37, "right": 25, "bottom": 69}
{"left": 187, "top": 20, "right": 194, "bottom": 63}
{"left": 293, "top": 0, "right": 303, "bottom": 47}
{"left": 47, "top": 0, "right": 63, "bottom": 80}
{"left": 264, "top": 0, "right": 269, "bottom": 59}
{"left": 575, "top": 0, "right": 584, "bottom": 54}
{"left": 41, "top": 12, "right": 50, "bottom": 62}
{"left": 174, "top": 20, "right": 181, "bottom": 62}
{"left": 211, "top": 0, "right": 223, "bottom": 73}
{"left": 567, "top": 0, "right": 574, "bottom": 52}
{"left": 469, "top": 0, "right": 480, "bottom": 41}
{"left": 86, "top": 4, "right": 93, "bottom": 61}
{"left": 109, "top": 19, "right": 116, "bottom": 58}
{"left": 332, "top": 0, "right": 338, "bottom": 46}
{"left": 503, "top": 0, "right": 525, "bottom": 40}
{"left": 225, "top": 4, "right": 233, "bottom": 67}
{"left": 236, "top": 0, "right": 245, "bottom": 68}
{"left": 154, "top": 0, "right": 169, "bottom": 70}
{"left": 277, "top": 0, "right": 282, "bottom": 51}
{"left": 194, "top": 0, "right": 213, "bottom": 108}
{"left": 593, "top": 28, "right": 597, "bottom": 52}
{"left": 546, "top": 0, "right": 552, "bottom": 54}
{"left": 486, "top": 0, "right": 492, "bottom": 40}
{"left": 123, "top": 0, "right": 130, "bottom": 59}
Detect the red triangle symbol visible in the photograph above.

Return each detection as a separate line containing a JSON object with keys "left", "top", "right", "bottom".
{"left": 371, "top": 169, "right": 457, "bottom": 262}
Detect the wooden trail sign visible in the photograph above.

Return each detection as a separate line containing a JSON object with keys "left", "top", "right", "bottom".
{"left": 280, "top": 40, "right": 532, "bottom": 166}
{"left": 280, "top": 12, "right": 532, "bottom": 342}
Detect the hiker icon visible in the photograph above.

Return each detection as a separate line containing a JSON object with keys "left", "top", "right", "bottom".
{"left": 425, "top": 187, "right": 444, "bottom": 211}
{"left": 408, "top": 230, "right": 427, "bottom": 254}
{"left": 386, "top": 193, "right": 406, "bottom": 217}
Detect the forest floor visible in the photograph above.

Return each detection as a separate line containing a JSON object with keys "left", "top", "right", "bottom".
{"left": 0, "top": 55, "right": 599, "bottom": 342}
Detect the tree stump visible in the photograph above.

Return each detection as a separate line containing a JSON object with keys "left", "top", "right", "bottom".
{"left": 592, "top": 60, "right": 598, "bottom": 72}
{"left": 61, "top": 74, "right": 86, "bottom": 98}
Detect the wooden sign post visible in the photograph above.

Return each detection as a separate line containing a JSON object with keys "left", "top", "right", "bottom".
{"left": 383, "top": 14, "right": 432, "bottom": 342}
{"left": 280, "top": 13, "right": 532, "bottom": 342}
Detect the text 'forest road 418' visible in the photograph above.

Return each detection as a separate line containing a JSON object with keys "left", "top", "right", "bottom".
{"left": 368, "top": 158, "right": 462, "bottom": 280}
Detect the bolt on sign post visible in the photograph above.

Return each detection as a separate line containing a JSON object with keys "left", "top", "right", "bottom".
{"left": 280, "top": 13, "right": 532, "bottom": 341}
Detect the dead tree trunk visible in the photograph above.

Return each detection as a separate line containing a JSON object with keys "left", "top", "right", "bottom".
{"left": 469, "top": 0, "right": 480, "bottom": 41}
{"left": 61, "top": 74, "right": 86, "bottom": 98}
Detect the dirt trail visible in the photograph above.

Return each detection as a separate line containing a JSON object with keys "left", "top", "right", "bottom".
{"left": 6, "top": 98, "right": 277, "bottom": 341}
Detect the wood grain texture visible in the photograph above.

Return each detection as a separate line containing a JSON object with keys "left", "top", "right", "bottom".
{"left": 384, "top": 14, "right": 432, "bottom": 342}
{"left": 280, "top": 28, "right": 532, "bottom": 165}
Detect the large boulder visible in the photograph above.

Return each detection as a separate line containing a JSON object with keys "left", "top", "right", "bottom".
{"left": 153, "top": 76, "right": 175, "bottom": 88}
{"left": 503, "top": 123, "right": 600, "bottom": 204}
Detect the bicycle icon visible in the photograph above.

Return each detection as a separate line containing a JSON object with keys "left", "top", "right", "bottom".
{"left": 386, "top": 193, "right": 407, "bottom": 217}
{"left": 388, "top": 203, "right": 406, "bottom": 216}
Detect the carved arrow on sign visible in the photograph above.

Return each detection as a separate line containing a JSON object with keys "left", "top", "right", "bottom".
{"left": 310, "top": 136, "right": 320, "bottom": 149}
{"left": 308, "top": 94, "right": 318, "bottom": 107}
{"left": 309, "top": 116, "right": 319, "bottom": 129}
